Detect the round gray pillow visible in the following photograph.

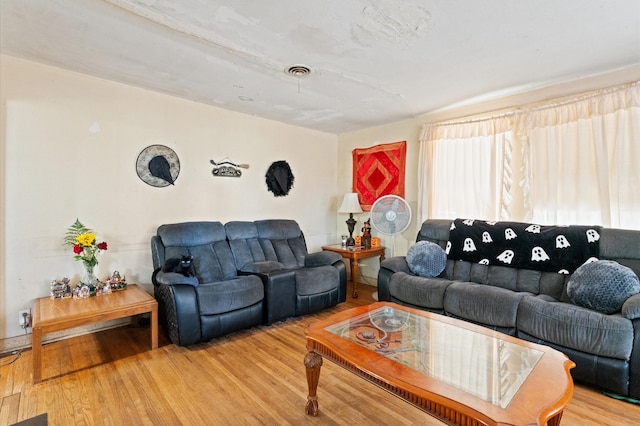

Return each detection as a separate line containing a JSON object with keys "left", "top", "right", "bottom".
{"left": 406, "top": 241, "right": 447, "bottom": 278}
{"left": 567, "top": 260, "right": 640, "bottom": 314}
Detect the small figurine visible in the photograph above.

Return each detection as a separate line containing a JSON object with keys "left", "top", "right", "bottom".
{"left": 362, "top": 218, "right": 372, "bottom": 249}
{"left": 106, "top": 270, "right": 127, "bottom": 291}
{"left": 50, "top": 277, "right": 72, "bottom": 299}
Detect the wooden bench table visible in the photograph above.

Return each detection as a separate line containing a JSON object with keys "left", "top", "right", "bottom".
{"left": 31, "top": 284, "right": 158, "bottom": 383}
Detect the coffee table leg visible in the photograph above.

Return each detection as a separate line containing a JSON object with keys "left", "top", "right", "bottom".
{"left": 304, "top": 351, "right": 323, "bottom": 416}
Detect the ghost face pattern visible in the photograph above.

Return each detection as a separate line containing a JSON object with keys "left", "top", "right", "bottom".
{"left": 445, "top": 241, "right": 452, "bottom": 254}
{"left": 448, "top": 219, "right": 600, "bottom": 274}
{"left": 531, "top": 246, "right": 550, "bottom": 262}
{"left": 586, "top": 229, "right": 600, "bottom": 243}
{"left": 462, "top": 238, "right": 477, "bottom": 252}
{"left": 525, "top": 224, "right": 541, "bottom": 234}
{"left": 496, "top": 250, "right": 515, "bottom": 264}
{"left": 555, "top": 235, "right": 570, "bottom": 249}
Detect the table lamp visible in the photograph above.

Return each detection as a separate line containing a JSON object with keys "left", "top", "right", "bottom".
{"left": 338, "top": 193, "right": 363, "bottom": 246}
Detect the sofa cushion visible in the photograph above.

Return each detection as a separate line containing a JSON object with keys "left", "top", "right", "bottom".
{"left": 517, "top": 295, "right": 634, "bottom": 360}
{"left": 444, "top": 282, "right": 528, "bottom": 328}
{"left": 196, "top": 276, "right": 264, "bottom": 316}
{"left": 389, "top": 272, "right": 452, "bottom": 310}
{"left": 406, "top": 241, "right": 447, "bottom": 277}
{"left": 239, "top": 261, "right": 285, "bottom": 273}
{"left": 295, "top": 266, "right": 339, "bottom": 295}
{"left": 567, "top": 260, "right": 640, "bottom": 314}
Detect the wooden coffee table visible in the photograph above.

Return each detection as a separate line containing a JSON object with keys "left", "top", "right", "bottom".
{"left": 31, "top": 284, "right": 158, "bottom": 383}
{"left": 304, "top": 302, "right": 575, "bottom": 425}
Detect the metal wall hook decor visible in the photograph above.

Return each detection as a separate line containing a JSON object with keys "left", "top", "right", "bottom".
{"left": 210, "top": 159, "right": 249, "bottom": 178}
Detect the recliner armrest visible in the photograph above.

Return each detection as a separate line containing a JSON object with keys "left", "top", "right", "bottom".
{"left": 623, "top": 293, "right": 640, "bottom": 319}
{"left": 154, "top": 271, "right": 199, "bottom": 286}
{"left": 380, "top": 256, "right": 412, "bottom": 274}
{"left": 305, "top": 251, "right": 342, "bottom": 267}
{"left": 377, "top": 256, "right": 412, "bottom": 302}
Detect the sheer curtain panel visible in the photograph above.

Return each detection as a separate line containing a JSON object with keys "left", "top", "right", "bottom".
{"left": 418, "top": 118, "right": 513, "bottom": 223}
{"left": 519, "top": 83, "right": 640, "bottom": 228}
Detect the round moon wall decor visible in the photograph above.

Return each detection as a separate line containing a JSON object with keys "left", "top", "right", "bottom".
{"left": 136, "top": 144, "right": 180, "bottom": 187}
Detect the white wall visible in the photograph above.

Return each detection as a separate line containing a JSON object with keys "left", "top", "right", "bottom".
{"left": 0, "top": 56, "right": 339, "bottom": 343}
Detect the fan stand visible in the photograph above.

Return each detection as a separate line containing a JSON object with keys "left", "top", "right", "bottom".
{"left": 371, "top": 234, "right": 395, "bottom": 302}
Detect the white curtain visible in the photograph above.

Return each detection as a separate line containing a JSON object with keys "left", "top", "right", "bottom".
{"left": 519, "top": 83, "right": 640, "bottom": 228}
{"left": 418, "top": 117, "right": 513, "bottom": 223}
{"left": 418, "top": 82, "right": 640, "bottom": 230}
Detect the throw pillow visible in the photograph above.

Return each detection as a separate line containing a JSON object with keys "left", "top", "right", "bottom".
{"left": 567, "top": 260, "right": 640, "bottom": 314}
{"left": 406, "top": 241, "right": 447, "bottom": 278}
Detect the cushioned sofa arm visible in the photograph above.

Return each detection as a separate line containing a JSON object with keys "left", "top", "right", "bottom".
{"left": 377, "top": 257, "right": 411, "bottom": 302}
{"left": 623, "top": 293, "right": 640, "bottom": 319}
{"left": 305, "top": 251, "right": 342, "bottom": 267}
{"left": 154, "top": 271, "right": 199, "bottom": 286}
{"left": 154, "top": 283, "right": 202, "bottom": 346}
{"left": 380, "top": 256, "right": 412, "bottom": 274}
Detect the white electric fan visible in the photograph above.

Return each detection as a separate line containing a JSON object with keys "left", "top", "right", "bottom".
{"left": 369, "top": 195, "right": 412, "bottom": 300}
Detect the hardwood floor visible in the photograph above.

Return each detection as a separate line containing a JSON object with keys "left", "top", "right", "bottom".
{"left": 2, "top": 284, "right": 639, "bottom": 425}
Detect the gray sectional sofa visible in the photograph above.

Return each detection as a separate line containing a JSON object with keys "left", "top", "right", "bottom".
{"left": 378, "top": 219, "right": 640, "bottom": 399}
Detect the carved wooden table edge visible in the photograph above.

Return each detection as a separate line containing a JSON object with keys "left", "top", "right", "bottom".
{"left": 303, "top": 302, "right": 575, "bottom": 426}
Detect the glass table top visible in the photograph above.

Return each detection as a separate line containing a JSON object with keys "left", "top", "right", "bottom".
{"left": 324, "top": 305, "right": 543, "bottom": 408}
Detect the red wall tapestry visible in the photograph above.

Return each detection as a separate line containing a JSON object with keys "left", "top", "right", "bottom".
{"left": 352, "top": 141, "right": 406, "bottom": 211}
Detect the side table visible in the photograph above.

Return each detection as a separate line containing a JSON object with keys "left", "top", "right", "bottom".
{"left": 321, "top": 245, "right": 385, "bottom": 298}
{"left": 31, "top": 284, "right": 158, "bottom": 383}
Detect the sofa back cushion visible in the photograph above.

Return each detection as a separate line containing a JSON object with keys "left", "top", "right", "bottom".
{"left": 156, "top": 221, "right": 238, "bottom": 283}
{"left": 255, "top": 219, "right": 307, "bottom": 268}
{"left": 225, "top": 221, "right": 267, "bottom": 269}
{"left": 226, "top": 219, "right": 307, "bottom": 270}
{"left": 419, "top": 220, "right": 568, "bottom": 298}
{"left": 418, "top": 219, "right": 640, "bottom": 302}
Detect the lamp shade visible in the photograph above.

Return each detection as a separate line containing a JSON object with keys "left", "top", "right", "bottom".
{"left": 338, "top": 193, "right": 363, "bottom": 213}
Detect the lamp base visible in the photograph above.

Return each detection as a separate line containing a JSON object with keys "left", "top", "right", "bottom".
{"left": 345, "top": 213, "right": 357, "bottom": 247}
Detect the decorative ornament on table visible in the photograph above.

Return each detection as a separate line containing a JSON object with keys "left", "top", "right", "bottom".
{"left": 64, "top": 219, "right": 108, "bottom": 297}
{"left": 106, "top": 270, "right": 127, "bottom": 291}
{"left": 361, "top": 218, "right": 372, "bottom": 249}
{"left": 50, "top": 277, "right": 72, "bottom": 299}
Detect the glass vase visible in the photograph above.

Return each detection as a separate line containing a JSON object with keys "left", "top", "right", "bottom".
{"left": 82, "top": 262, "right": 99, "bottom": 287}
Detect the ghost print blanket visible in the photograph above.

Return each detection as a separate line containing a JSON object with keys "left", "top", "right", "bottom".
{"left": 446, "top": 219, "right": 601, "bottom": 274}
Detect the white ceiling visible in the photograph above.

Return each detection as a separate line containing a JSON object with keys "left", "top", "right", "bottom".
{"left": 1, "top": 0, "right": 639, "bottom": 134}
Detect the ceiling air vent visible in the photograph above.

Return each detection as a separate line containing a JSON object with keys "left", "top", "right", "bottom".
{"left": 285, "top": 65, "right": 311, "bottom": 77}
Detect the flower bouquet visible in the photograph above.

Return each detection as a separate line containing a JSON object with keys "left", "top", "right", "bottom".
{"left": 64, "top": 219, "right": 108, "bottom": 297}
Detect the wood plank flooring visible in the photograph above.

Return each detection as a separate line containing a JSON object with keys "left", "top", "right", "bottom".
{"left": 1, "top": 284, "right": 639, "bottom": 425}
